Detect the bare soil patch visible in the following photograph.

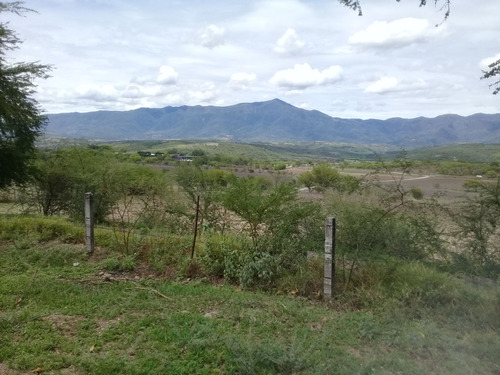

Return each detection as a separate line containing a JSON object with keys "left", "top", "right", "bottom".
{"left": 42, "top": 314, "right": 85, "bottom": 338}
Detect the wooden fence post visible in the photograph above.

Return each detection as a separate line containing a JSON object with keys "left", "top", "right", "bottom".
{"left": 324, "top": 217, "right": 336, "bottom": 299}
{"left": 84, "top": 192, "right": 95, "bottom": 254}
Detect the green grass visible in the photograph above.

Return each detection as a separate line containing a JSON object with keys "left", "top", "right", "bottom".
{"left": 1, "top": 271, "right": 499, "bottom": 374}
{"left": 106, "top": 140, "right": 401, "bottom": 163}
{"left": 0, "top": 233, "right": 499, "bottom": 374}
{"left": 406, "top": 143, "right": 500, "bottom": 164}
{"left": 36, "top": 138, "right": 500, "bottom": 165}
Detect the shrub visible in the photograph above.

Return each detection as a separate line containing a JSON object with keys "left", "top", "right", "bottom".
{"left": 148, "top": 235, "right": 192, "bottom": 273}
{"left": 199, "top": 233, "right": 251, "bottom": 278}
{"left": 0, "top": 215, "right": 84, "bottom": 243}
{"left": 410, "top": 187, "right": 423, "bottom": 200}
{"left": 382, "top": 262, "right": 465, "bottom": 309}
{"left": 101, "top": 254, "right": 137, "bottom": 271}
{"left": 327, "top": 196, "right": 445, "bottom": 287}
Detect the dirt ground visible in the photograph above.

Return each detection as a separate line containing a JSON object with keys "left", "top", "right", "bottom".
{"left": 286, "top": 166, "right": 473, "bottom": 204}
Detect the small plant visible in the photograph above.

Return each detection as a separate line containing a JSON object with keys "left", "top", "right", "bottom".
{"left": 101, "top": 254, "right": 136, "bottom": 272}
{"left": 410, "top": 187, "right": 424, "bottom": 200}
{"left": 101, "top": 256, "right": 121, "bottom": 271}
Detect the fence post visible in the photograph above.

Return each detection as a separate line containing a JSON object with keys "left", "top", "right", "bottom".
{"left": 84, "top": 192, "right": 95, "bottom": 254}
{"left": 324, "top": 217, "right": 336, "bottom": 299}
{"left": 190, "top": 195, "right": 201, "bottom": 259}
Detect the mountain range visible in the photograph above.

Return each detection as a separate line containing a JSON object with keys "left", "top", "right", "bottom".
{"left": 45, "top": 99, "right": 500, "bottom": 147}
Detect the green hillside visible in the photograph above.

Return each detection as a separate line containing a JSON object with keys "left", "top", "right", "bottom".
{"left": 406, "top": 144, "right": 500, "bottom": 163}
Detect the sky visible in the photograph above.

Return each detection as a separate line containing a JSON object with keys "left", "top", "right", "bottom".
{"left": 4, "top": 0, "right": 500, "bottom": 119}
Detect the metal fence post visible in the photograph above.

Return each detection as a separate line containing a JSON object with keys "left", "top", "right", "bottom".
{"left": 85, "top": 192, "right": 95, "bottom": 254}
{"left": 324, "top": 217, "right": 336, "bottom": 299}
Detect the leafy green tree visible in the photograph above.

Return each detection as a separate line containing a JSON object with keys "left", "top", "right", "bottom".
{"left": 26, "top": 151, "right": 82, "bottom": 216}
{"left": 298, "top": 163, "right": 361, "bottom": 193}
{"left": 103, "top": 163, "right": 171, "bottom": 253}
{"left": 0, "top": 2, "right": 51, "bottom": 189}
{"left": 297, "top": 171, "right": 314, "bottom": 192}
{"left": 175, "top": 164, "right": 235, "bottom": 230}
{"left": 455, "top": 177, "right": 500, "bottom": 272}
{"left": 207, "top": 177, "right": 322, "bottom": 288}
{"left": 310, "top": 163, "right": 340, "bottom": 191}
{"left": 21, "top": 147, "right": 117, "bottom": 222}
{"left": 221, "top": 178, "right": 298, "bottom": 243}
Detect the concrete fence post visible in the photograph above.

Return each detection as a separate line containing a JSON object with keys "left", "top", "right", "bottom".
{"left": 324, "top": 217, "right": 336, "bottom": 299}
{"left": 84, "top": 192, "right": 95, "bottom": 254}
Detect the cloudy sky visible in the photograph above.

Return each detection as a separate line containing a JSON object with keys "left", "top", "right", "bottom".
{"left": 5, "top": 0, "right": 500, "bottom": 119}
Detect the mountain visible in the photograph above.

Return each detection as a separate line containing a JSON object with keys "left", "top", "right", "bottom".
{"left": 45, "top": 99, "right": 500, "bottom": 147}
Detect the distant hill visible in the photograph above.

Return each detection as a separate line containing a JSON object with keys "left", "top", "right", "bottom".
{"left": 45, "top": 99, "right": 500, "bottom": 147}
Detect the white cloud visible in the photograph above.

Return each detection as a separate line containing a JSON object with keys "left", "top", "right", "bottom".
{"left": 364, "top": 76, "right": 430, "bottom": 94}
{"left": 349, "top": 18, "right": 439, "bottom": 48}
{"left": 199, "top": 24, "right": 225, "bottom": 49}
{"left": 187, "top": 82, "right": 219, "bottom": 103}
{"left": 123, "top": 84, "right": 143, "bottom": 98}
{"left": 75, "top": 84, "right": 118, "bottom": 100}
{"left": 479, "top": 53, "right": 500, "bottom": 70}
{"left": 157, "top": 65, "right": 178, "bottom": 85}
{"left": 229, "top": 72, "right": 256, "bottom": 90}
{"left": 365, "top": 77, "right": 399, "bottom": 94}
{"left": 269, "top": 63, "right": 342, "bottom": 90}
{"left": 131, "top": 75, "right": 152, "bottom": 85}
{"left": 274, "top": 28, "right": 305, "bottom": 54}
{"left": 158, "top": 93, "right": 183, "bottom": 106}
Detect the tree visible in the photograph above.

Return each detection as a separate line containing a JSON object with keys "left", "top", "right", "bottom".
{"left": 338, "top": 0, "right": 450, "bottom": 20}
{"left": 221, "top": 178, "right": 297, "bottom": 244}
{"left": 20, "top": 147, "right": 118, "bottom": 221}
{"left": 175, "top": 164, "right": 236, "bottom": 230}
{"left": 297, "top": 171, "right": 314, "bottom": 192}
{"left": 455, "top": 177, "right": 500, "bottom": 271}
{"left": 298, "top": 163, "right": 361, "bottom": 193}
{"left": 481, "top": 59, "right": 500, "bottom": 95}
{"left": 0, "top": 2, "right": 51, "bottom": 189}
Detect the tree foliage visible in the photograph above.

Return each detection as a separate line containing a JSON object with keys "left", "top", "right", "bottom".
{"left": 175, "top": 164, "right": 236, "bottom": 230}
{"left": 338, "top": 0, "right": 450, "bottom": 19}
{"left": 21, "top": 147, "right": 118, "bottom": 221}
{"left": 298, "top": 163, "right": 361, "bottom": 193}
{"left": 0, "top": 2, "right": 51, "bottom": 188}
{"left": 481, "top": 59, "right": 500, "bottom": 95}
{"left": 455, "top": 177, "right": 500, "bottom": 272}
{"left": 221, "top": 178, "right": 297, "bottom": 243}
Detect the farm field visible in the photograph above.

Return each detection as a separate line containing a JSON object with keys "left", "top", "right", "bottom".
{"left": 345, "top": 170, "right": 474, "bottom": 203}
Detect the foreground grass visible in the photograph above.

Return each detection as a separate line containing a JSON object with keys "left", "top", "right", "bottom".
{"left": 0, "top": 215, "right": 499, "bottom": 374}
{"left": 0, "top": 238, "right": 499, "bottom": 375}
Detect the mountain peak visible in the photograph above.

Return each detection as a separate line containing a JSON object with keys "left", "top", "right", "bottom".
{"left": 45, "top": 100, "right": 500, "bottom": 146}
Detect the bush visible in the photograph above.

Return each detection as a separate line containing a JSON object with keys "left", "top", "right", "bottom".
{"left": 382, "top": 262, "right": 465, "bottom": 309}
{"left": 277, "top": 256, "right": 324, "bottom": 297}
{"left": 327, "top": 195, "right": 445, "bottom": 288}
{"left": 147, "top": 235, "right": 192, "bottom": 273}
{"left": 0, "top": 215, "right": 84, "bottom": 243}
{"left": 199, "top": 233, "right": 252, "bottom": 279}
{"left": 410, "top": 187, "right": 423, "bottom": 200}
{"left": 101, "top": 254, "right": 136, "bottom": 271}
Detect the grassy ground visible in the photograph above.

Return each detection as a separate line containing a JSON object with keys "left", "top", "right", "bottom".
{"left": 0, "top": 232, "right": 499, "bottom": 375}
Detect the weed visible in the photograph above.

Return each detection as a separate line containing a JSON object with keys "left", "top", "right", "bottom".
{"left": 101, "top": 254, "right": 136, "bottom": 272}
